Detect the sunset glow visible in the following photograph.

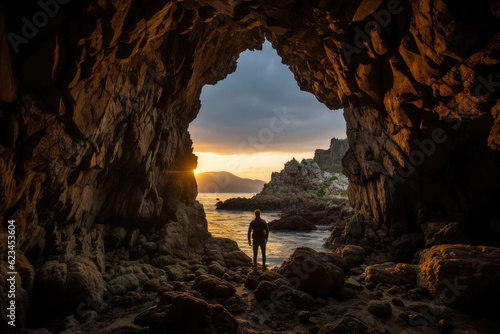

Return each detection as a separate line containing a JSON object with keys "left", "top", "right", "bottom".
{"left": 194, "top": 151, "right": 315, "bottom": 181}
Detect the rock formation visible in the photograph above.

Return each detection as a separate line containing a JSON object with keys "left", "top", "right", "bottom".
{"left": 217, "top": 158, "right": 349, "bottom": 210}
{"left": 313, "top": 137, "right": 349, "bottom": 173}
{"left": 1, "top": 0, "right": 500, "bottom": 332}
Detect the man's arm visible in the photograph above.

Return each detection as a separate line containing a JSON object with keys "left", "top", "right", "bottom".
{"left": 265, "top": 221, "right": 270, "bottom": 242}
{"left": 248, "top": 223, "right": 252, "bottom": 245}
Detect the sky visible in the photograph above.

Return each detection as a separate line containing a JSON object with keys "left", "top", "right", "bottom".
{"left": 189, "top": 41, "right": 346, "bottom": 182}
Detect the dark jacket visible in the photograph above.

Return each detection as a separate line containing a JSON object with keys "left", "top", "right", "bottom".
{"left": 248, "top": 218, "right": 269, "bottom": 242}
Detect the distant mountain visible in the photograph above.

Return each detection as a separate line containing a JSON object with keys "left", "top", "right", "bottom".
{"left": 196, "top": 172, "right": 266, "bottom": 193}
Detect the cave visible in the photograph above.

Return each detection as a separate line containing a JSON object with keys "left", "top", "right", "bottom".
{"left": 1, "top": 0, "right": 500, "bottom": 333}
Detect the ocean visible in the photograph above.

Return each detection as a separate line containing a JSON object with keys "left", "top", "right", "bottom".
{"left": 197, "top": 193, "right": 330, "bottom": 268}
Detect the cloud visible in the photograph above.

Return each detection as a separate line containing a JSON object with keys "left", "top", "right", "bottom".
{"left": 189, "top": 41, "right": 346, "bottom": 155}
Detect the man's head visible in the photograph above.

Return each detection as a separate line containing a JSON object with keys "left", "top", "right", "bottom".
{"left": 254, "top": 209, "right": 261, "bottom": 218}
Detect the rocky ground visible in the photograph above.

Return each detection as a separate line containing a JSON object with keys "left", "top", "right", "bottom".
{"left": 16, "top": 242, "right": 500, "bottom": 334}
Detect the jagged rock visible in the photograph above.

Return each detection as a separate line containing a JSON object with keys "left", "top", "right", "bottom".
{"left": 418, "top": 245, "right": 500, "bottom": 309}
{"left": 318, "top": 316, "right": 370, "bottom": 334}
{"left": 269, "top": 215, "right": 317, "bottom": 231}
{"left": 313, "top": 138, "right": 349, "bottom": 174}
{"left": 424, "top": 222, "right": 468, "bottom": 247}
{"left": 254, "top": 281, "right": 278, "bottom": 302}
{"left": 148, "top": 291, "right": 240, "bottom": 334}
{"left": 192, "top": 275, "right": 236, "bottom": 299}
{"left": 208, "top": 261, "right": 226, "bottom": 278}
{"left": 278, "top": 247, "right": 345, "bottom": 296}
{"left": 367, "top": 301, "right": 392, "bottom": 317}
{"left": 107, "top": 274, "right": 140, "bottom": 292}
{"left": 204, "top": 238, "right": 252, "bottom": 268}
{"left": 217, "top": 158, "right": 349, "bottom": 211}
{"left": 164, "top": 265, "right": 185, "bottom": 282}
{"left": 335, "top": 245, "right": 365, "bottom": 268}
{"left": 33, "top": 257, "right": 105, "bottom": 312}
{"left": 291, "top": 290, "right": 316, "bottom": 309}
{"left": 364, "top": 263, "right": 419, "bottom": 286}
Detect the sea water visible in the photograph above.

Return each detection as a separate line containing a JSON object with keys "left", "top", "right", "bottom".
{"left": 197, "top": 193, "right": 330, "bottom": 268}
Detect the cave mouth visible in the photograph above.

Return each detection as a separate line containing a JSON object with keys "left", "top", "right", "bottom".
{"left": 189, "top": 40, "right": 348, "bottom": 266}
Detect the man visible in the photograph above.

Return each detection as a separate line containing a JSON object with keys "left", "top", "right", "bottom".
{"left": 247, "top": 209, "right": 269, "bottom": 271}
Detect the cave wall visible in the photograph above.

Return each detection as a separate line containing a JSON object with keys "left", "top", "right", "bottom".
{"left": 1, "top": 0, "right": 500, "bottom": 328}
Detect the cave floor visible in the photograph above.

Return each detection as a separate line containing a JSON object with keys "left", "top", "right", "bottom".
{"left": 47, "top": 264, "right": 499, "bottom": 334}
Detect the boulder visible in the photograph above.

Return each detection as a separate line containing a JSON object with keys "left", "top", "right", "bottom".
{"left": 318, "top": 315, "right": 369, "bottom": 334}
{"left": 336, "top": 245, "right": 365, "bottom": 268}
{"left": 253, "top": 281, "right": 278, "bottom": 302}
{"left": 367, "top": 301, "right": 392, "bottom": 317}
{"left": 34, "top": 257, "right": 104, "bottom": 312}
{"left": 418, "top": 244, "right": 500, "bottom": 309}
{"left": 269, "top": 215, "right": 317, "bottom": 231}
{"left": 208, "top": 261, "right": 226, "bottom": 278}
{"left": 192, "top": 275, "right": 235, "bottom": 299}
{"left": 278, "top": 247, "right": 345, "bottom": 296}
{"left": 148, "top": 291, "right": 240, "bottom": 334}
{"left": 364, "top": 262, "right": 418, "bottom": 286}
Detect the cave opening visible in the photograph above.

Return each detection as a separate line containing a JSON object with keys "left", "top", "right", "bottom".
{"left": 188, "top": 40, "right": 347, "bottom": 266}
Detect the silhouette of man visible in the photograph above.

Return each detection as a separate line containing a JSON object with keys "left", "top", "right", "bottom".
{"left": 247, "top": 209, "right": 269, "bottom": 271}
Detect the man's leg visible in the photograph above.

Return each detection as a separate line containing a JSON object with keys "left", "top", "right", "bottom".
{"left": 260, "top": 240, "right": 266, "bottom": 270}
{"left": 252, "top": 240, "right": 258, "bottom": 270}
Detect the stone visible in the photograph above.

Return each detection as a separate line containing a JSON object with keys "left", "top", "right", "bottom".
{"left": 367, "top": 301, "right": 392, "bottom": 317}
{"left": 298, "top": 310, "right": 311, "bottom": 323}
{"left": 165, "top": 265, "right": 185, "bottom": 282}
{"left": 318, "top": 316, "right": 369, "bottom": 334}
{"left": 418, "top": 244, "right": 500, "bottom": 309}
{"left": 336, "top": 245, "right": 365, "bottom": 268}
{"left": 107, "top": 274, "right": 140, "bottom": 292}
{"left": 269, "top": 215, "right": 317, "bottom": 231}
{"left": 364, "top": 262, "right": 419, "bottom": 286}
{"left": 34, "top": 257, "right": 104, "bottom": 312}
{"left": 192, "top": 275, "right": 236, "bottom": 299}
{"left": 208, "top": 261, "right": 226, "bottom": 278}
{"left": 254, "top": 281, "right": 278, "bottom": 302}
{"left": 426, "top": 222, "right": 468, "bottom": 247}
{"left": 143, "top": 279, "right": 161, "bottom": 292}
{"left": 149, "top": 291, "right": 240, "bottom": 333}
{"left": 291, "top": 290, "right": 316, "bottom": 309}
{"left": 278, "top": 247, "right": 345, "bottom": 296}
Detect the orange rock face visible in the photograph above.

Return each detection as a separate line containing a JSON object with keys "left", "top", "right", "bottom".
{"left": 418, "top": 244, "right": 500, "bottom": 309}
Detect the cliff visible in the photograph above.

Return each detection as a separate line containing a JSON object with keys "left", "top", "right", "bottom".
{"left": 313, "top": 138, "right": 349, "bottom": 173}
{"left": 260, "top": 158, "right": 348, "bottom": 198}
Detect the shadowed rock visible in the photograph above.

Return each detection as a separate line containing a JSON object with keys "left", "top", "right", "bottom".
{"left": 278, "top": 247, "right": 346, "bottom": 296}
{"left": 418, "top": 244, "right": 500, "bottom": 309}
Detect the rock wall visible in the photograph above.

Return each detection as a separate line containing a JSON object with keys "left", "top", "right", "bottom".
{"left": 1, "top": 0, "right": 500, "bottom": 329}
{"left": 313, "top": 137, "right": 349, "bottom": 173}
